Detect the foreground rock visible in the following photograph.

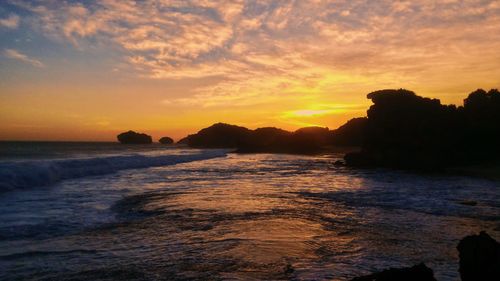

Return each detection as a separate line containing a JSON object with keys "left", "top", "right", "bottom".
{"left": 351, "top": 231, "right": 500, "bottom": 281}
{"left": 117, "top": 131, "right": 152, "bottom": 144}
{"left": 158, "top": 136, "right": 174, "bottom": 144}
{"left": 351, "top": 263, "right": 436, "bottom": 281}
{"left": 457, "top": 231, "right": 500, "bottom": 281}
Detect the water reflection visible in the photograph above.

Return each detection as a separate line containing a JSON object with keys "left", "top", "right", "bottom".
{"left": 0, "top": 153, "right": 499, "bottom": 280}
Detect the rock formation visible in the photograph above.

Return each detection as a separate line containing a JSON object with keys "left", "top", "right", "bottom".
{"left": 159, "top": 136, "right": 174, "bottom": 144}
{"left": 178, "top": 122, "right": 365, "bottom": 154}
{"left": 457, "top": 231, "right": 500, "bottom": 281}
{"left": 180, "top": 123, "right": 251, "bottom": 148}
{"left": 344, "top": 88, "right": 500, "bottom": 169}
{"left": 117, "top": 131, "right": 152, "bottom": 144}
{"left": 330, "top": 117, "right": 368, "bottom": 146}
{"left": 352, "top": 231, "right": 500, "bottom": 281}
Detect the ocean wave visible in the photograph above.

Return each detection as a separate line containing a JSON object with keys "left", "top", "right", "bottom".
{"left": 0, "top": 150, "right": 227, "bottom": 191}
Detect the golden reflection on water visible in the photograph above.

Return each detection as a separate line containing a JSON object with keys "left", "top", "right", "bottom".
{"left": 129, "top": 153, "right": 499, "bottom": 280}
{"left": 2, "top": 153, "right": 498, "bottom": 281}
{"left": 221, "top": 218, "right": 323, "bottom": 263}
{"left": 168, "top": 185, "right": 289, "bottom": 213}
{"left": 124, "top": 154, "right": 373, "bottom": 279}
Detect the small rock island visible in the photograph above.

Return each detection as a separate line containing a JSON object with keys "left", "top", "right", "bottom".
{"left": 117, "top": 130, "right": 152, "bottom": 144}
{"left": 159, "top": 136, "right": 174, "bottom": 144}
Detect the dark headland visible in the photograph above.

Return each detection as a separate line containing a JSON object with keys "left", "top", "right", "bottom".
{"left": 118, "top": 88, "right": 500, "bottom": 174}
{"left": 344, "top": 88, "right": 500, "bottom": 171}
{"left": 177, "top": 119, "right": 366, "bottom": 154}
{"left": 111, "top": 90, "right": 500, "bottom": 280}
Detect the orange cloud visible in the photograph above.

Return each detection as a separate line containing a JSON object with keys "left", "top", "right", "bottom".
{"left": 2, "top": 0, "right": 500, "bottom": 140}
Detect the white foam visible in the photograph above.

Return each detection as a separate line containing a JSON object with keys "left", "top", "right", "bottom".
{"left": 0, "top": 150, "right": 227, "bottom": 191}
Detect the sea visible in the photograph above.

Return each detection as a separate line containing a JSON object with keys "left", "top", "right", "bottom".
{"left": 0, "top": 141, "right": 499, "bottom": 281}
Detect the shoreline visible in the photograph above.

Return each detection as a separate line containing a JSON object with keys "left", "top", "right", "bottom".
{"left": 232, "top": 146, "right": 500, "bottom": 181}
{"left": 446, "top": 165, "right": 500, "bottom": 181}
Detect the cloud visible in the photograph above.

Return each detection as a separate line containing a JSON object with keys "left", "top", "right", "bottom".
{"left": 0, "top": 14, "right": 20, "bottom": 29}
{"left": 4, "top": 49, "right": 44, "bottom": 68}
{"left": 10, "top": 0, "right": 500, "bottom": 107}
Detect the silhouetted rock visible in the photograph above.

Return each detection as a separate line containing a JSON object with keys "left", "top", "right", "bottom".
{"left": 293, "top": 126, "right": 330, "bottom": 146}
{"left": 237, "top": 127, "right": 292, "bottom": 153}
{"left": 246, "top": 127, "right": 330, "bottom": 154}
{"left": 457, "top": 231, "right": 500, "bottom": 281}
{"left": 345, "top": 88, "right": 500, "bottom": 169}
{"left": 462, "top": 89, "right": 500, "bottom": 160}
{"left": 180, "top": 123, "right": 252, "bottom": 148}
{"left": 159, "top": 136, "right": 174, "bottom": 144}
{"left": 330, "top": 117, "right": 368, "bottom": 146}
{"left": 177, "top": 136, "right": 188, "bottom": 144}
{"left": 117, "top": 131, "right": 152, "bottom": 144}
{"left": 350, "top": 231, "right": 500, "bottom": 281}
{"left": 180, "top": 123, "right": 341, "bottom": 153}
{"left": 179, "top": 119, "right": 367, "bottom": 154}
{"left": 351, "top": 263, "right": 436, "bottom": 281}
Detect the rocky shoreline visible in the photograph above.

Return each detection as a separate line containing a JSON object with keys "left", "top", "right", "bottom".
{"left": 351, "top": 231, "right": 500, "bottom": 281}
{"left": 119, "top": 88, "right": 499, "bottom": 172}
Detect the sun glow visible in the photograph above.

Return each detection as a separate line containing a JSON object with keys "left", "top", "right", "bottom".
{"left": 1, "top": 0, "right": 500, "bottom": 141}
{"left": 287, "top": 109, "right": 333, "bottom": 117}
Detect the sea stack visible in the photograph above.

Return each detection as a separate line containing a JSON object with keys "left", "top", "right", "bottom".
{"left": 117, "top": 131, "right": 152, "bottom": 144}
{"left": 159, "top": 136, "right": 174, "bottom": 144}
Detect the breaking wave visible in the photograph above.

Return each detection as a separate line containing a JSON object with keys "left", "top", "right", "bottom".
{"left": 0, "top": 150, "right": 227, "bottom": 191}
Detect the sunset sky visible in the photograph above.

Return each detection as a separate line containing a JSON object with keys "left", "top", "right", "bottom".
{"left": 1, "top": 0, "right": 500, "bottom": 141}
